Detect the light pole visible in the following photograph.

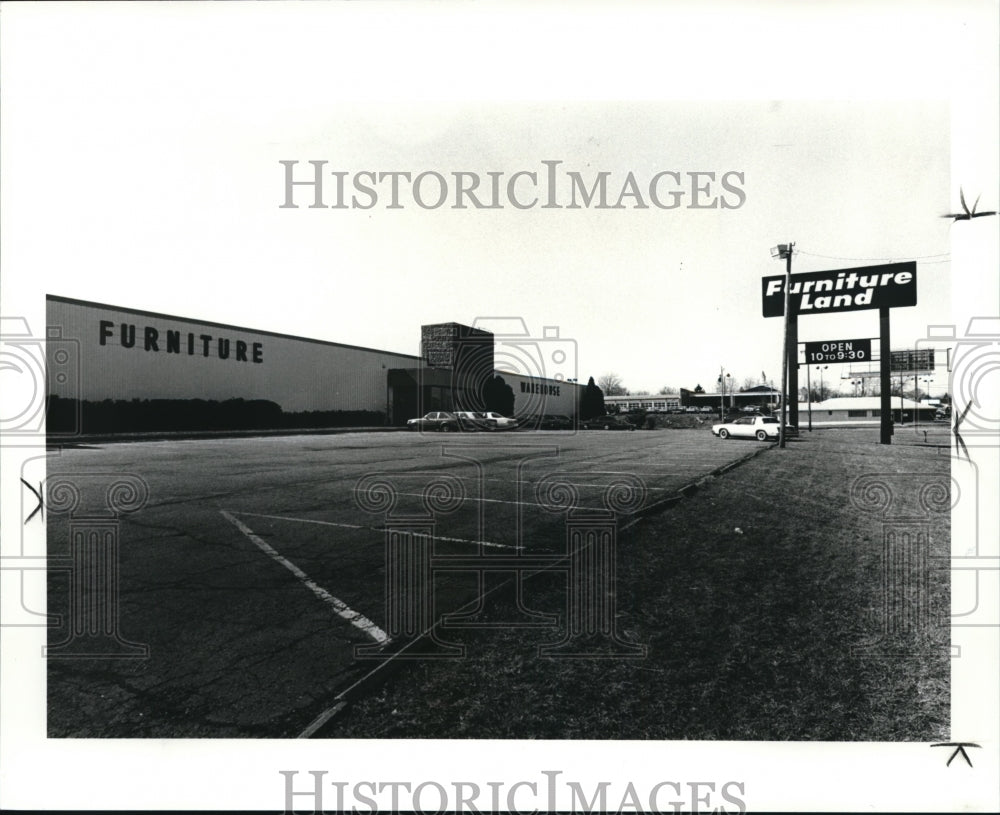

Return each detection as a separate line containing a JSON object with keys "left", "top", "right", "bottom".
{"left": 815, "top": 365, "right": 828, "bottom": 402}
{"left": 770, "top": 242, "right": 794, "bottom": 448}
{"left": 805, "top": 364, "right": 813, "bottom": 431}
{"left": 898, "top": 373, "right": 907, "bottom": 425}
{"left": 717, "top": 368, "right": 731, "bottom": 420}
{"left": 916, "top": 376, "right": 931, "bottom": 429}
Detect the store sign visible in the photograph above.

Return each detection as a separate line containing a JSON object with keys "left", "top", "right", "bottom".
{"left": 805, "top": 338, "right": 872, "bottom": 364}
{"left": 98, "top": 320, "right": 264, "bottom": 363}
{"left": 762, "top": 262, "right": 917, "bottom": 317}
{"left": 520, "top": 381, "right": 561, "bottom": 396}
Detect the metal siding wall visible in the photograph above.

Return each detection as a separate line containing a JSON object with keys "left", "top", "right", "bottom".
{"left": 46, "top": 299, "right": 420, "bottom": 413}
{"left": 500, "top": 371, "right": 582, "bottom": 418}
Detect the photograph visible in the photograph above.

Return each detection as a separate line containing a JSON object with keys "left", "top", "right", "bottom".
{"left": 2, "top": 2, "right": 998, "bottom": 813}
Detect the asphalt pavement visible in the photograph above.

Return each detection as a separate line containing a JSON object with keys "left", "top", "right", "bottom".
{"left": 45, "top": 428, "right": 769, "bottom": 737}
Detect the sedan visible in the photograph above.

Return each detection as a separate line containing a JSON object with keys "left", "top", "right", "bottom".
{"left": 582, "top": 415, "right": 636, "bottom": 431}
{"left": 481, "top": 411, "right": 519, "bottom": 429}
{"left": 406, "top": 411, "right": 460, "bottom": 431}
{"left": 711, "top": 415, "right": 796, "bottom": 441}
{"left": 454, "top": 411, "right": 490, "bottom": 430}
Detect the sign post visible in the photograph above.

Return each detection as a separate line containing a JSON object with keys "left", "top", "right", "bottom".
{"left": 880, "top": 308, "right": 892, "bottom": 444}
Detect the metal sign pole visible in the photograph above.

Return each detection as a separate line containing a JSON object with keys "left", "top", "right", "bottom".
{"left": 778, "top": 243, "right": 794, "bottom": 448}
{"left": 879, "top": 307, "right": 892, "bottom": 444}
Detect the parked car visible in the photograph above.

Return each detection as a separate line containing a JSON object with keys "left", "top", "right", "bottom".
{"left": 582, "top": 415, "right": 637, "bottom": 431}
{"left": 712, "top": 414, "right": 796, "bottom": 440}
{"left": 935, "top": 406, "right": 951, "bottom": 421}
{"left": 453, "top": 411, "right": 491, "bottom": 430}
{"left": 481, "top": 411, "right": 519, "bottom": 429}
{"left": 538, "top": 414, "right": 574, "bottom": 430}
{"left": 407, "top": 411, "right": 460, "bottom": 431}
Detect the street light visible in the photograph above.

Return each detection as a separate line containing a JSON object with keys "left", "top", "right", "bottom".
{"left": 805, "top": 364, "right": 813, "bottom": 432}
{"left": 815, "top": 365, "right": 828, "bottom": 402}
{"left": 770, "top": 242, "right": 794, "bottom": 448}
{"left": 717, "top": 369, "right": 731, "bottom": 420}
{"left": 915, "top": 376, "right": 932, "bottom": 430}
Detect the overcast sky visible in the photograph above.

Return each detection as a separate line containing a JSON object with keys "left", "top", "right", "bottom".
{"left": 0, "top": 7, "right": 976, "bottom": 397}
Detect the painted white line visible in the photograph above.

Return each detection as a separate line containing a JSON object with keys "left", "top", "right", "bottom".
{"left": 231, "top": 510, "right": 522, "bottom": 550}
{"left": 220, "top": 510, "right": 388, "bottom": 644}
{"left": 353, "top": 486, "right": 572, "bottom": 510}
{"left": 353, "top": 485, "right": 665, "bottom": 509}
{"left": 233, "top": 511, "right": 364, "bottom": 530}
{"left": 299, "top": 702, "right": 347, "bottom": 739}
{"left": 295, "top": 567, "right": 526, "bottom": 740}
{"left": 427, "top": 533, "right": 522, "bottom": 550}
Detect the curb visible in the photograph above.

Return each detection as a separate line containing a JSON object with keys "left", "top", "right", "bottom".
{"left": 621, "top": 443, "right": 774, "bottom": 531}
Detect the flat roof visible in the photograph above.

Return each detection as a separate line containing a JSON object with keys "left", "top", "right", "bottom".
{"left": 47, "top": 294, "right": 425, "bottom": 362}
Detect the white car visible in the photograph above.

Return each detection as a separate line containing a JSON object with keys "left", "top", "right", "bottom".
{"left": 481, "top": 411, "right": 519, "bottom": 429}
{"left": 454, "top": 411, "right": 489, "bottom": 430}
{"left": 711, "top": 414, "right": 795, "bottom": 441}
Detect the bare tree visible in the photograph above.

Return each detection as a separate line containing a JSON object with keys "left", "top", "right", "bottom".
{"left": 740, "top": 376, "right": 758, "bottom": 392}
{"left": 598, "top": 373, "right": 627, "bottom": 396}
{"left": 658, "top": 385, "right": 679, "bottom": 395}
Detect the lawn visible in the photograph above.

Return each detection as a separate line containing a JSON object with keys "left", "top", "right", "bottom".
{"left": 318, "top": 429, "right": 951, "bottom": 740}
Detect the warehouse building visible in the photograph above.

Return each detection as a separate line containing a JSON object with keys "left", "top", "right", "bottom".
{"left": 603, "top": 394, "right": 682, "bottom": 413}
{"left": 45, "top": 295, "right": 581, "bottom": 433}
{"left": 797, "top": 396, "right": 937, "bottom": 425}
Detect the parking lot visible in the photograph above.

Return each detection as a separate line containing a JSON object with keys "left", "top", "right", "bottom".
{"left": 45, "top": 427, "right": 768, "bottom": 737}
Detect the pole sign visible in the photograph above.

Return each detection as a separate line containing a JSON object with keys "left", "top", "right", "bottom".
{"left": 890, "top": 349, "right": 935, "bottom": 372}
{"left": 762, "top": 262, "right": 917, "bottom": 318}
{"left": 805, "top": 338, "right": 872, "bottom": 364}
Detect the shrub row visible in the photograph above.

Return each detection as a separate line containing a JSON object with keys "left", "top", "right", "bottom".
{"left": 47, "top": 396, "right": 383, "bottom": 434}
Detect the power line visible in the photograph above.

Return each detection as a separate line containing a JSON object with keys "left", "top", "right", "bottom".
{"left": 796, "top": 249, "right": 950, "bottom": 263}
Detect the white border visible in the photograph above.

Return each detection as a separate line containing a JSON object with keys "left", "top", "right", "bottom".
{"left": 2, "top": 2, "right": 998, "bottom": 812}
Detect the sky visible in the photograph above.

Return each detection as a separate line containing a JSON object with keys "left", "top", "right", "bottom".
{"left": 0, "top": 8, "right": 975, "bottom": 400}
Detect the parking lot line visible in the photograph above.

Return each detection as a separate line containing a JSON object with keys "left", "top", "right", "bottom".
{"left": 221, "top": 510, "right": 388, "bottom": 644}
{"left": 231, "top": 510, "right": 522, "bottom": 550}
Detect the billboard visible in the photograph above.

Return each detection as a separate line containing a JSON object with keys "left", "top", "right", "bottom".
{"left": 762, "top": 262, "right": 917, "bottom": 318}
{"left": 890, "top": 349, "right": 935, "bottom": 372}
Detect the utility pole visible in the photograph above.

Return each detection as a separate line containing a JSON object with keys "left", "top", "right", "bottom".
{"left": 771, "top": 242, "right": 795, "bottom": 448}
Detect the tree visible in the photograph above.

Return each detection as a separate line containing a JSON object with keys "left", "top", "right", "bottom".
{"left": 597, "top": 373, "right": 627, "bottom": 396}
{"left": 580, "top": 376, "right": 605, "bottom": 419}
{"left": 658, "top": 385, "right": 678, "bottom": 395}
{"left": 740, "top": 376, "right": 758, "bottom": 392}
{"left": 483, "top": 375, "right": 515, "bottom": 416}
